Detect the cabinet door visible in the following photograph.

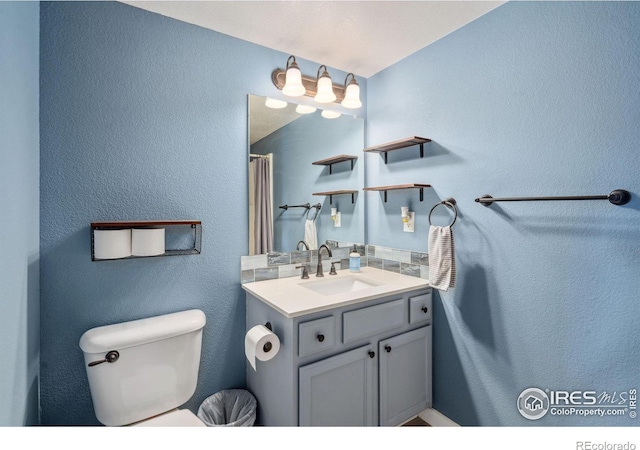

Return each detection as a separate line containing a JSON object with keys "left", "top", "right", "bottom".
{"left": 299, "top": 345, "right": 377, "bottom": 426}
{"left": 379, "top": 326, "right": 432, "bottom": 426}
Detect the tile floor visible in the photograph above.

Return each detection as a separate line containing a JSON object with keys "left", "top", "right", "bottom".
{"left": 402, "top": 417, "right": 430, "bottom": 426}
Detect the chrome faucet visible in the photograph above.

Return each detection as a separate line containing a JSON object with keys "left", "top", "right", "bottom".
{"left": 316, "top": 244, "right": 333, "bottom": 277}
{"left": 296, "top": 240, "right": 309, "bottom": 251}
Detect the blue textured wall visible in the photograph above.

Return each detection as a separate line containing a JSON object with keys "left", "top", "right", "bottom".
{"left": 251, "top": 111, "right": 364, "bottom": 251}
{"left": 0, "top": 2, "right": 40, "bottom": 426}
{"left": 366, "top": 2, "right": 640, "bottom": 425}
{"left": 39, "top": 1, "right": 364, "bottom": 425}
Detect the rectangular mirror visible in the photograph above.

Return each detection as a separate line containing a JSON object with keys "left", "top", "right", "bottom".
{"left": 248, "top": 94, "right": 365, "bottom": 255}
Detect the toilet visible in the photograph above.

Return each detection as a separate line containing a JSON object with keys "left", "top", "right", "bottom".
{"left": 79, "top": 309, "right": 207, "bottom": 426}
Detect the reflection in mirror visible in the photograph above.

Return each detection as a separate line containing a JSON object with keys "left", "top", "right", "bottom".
{"left": 248, "top": 95, "right": 365, "bottom": 255}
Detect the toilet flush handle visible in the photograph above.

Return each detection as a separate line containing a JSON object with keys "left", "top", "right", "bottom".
{"left": 88, "top": 350, "right": 119, "bottom": 367}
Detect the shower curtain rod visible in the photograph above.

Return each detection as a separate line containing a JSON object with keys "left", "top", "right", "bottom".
{"left": 475, "top": 189, "right": 631, "bottom": 206}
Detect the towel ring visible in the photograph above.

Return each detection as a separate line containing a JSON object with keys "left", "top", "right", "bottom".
{"left": 306, "top": 203, "right": 322, "bottom": 221}
{"left": 428, "top": 198, "right": 458, "bottom": 227}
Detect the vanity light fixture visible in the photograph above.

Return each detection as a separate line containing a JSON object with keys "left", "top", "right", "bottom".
{"left": 265, "top": 97, "right": 288, "bottom": 109}
{"left": 296, "top": 104, "right": 317, "bottom": 114}
{"left": 321, "top": 110, "right": 341, "bottom": 119}
{"left": 282, "top": 56, "right": 306, "bottom": 97}
{"left": 271, "top": 55, "right": 361, "bottom": 109}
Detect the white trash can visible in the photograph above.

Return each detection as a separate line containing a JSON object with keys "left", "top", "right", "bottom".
{"left": 197, "top": 389, "right": 257, "bottom": 427}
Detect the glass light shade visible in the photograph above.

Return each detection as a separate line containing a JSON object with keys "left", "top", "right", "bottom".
{"left": 282, "top": 65, "right": 306, "bottom": 97}
{"left": 315, "top": 75, "right": 336, "bottom": 103}
{"left": 265, "top": 97, "right": 288, "bottom": 109}
{"left": 295, "top": 104, "right": 317, "bottom": 114}
{"left": 341, "top": 82, "right": 362, "bottom": 109}
{"left": 321, "top": 109, "right": 341, "bottom": 119}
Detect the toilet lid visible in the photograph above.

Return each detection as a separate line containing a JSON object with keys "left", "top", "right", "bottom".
{"left": 132, "top": 409, "right": 207, "bottom": 427}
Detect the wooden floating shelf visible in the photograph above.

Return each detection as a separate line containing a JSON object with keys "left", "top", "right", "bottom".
{"left": 313, "top": 190, "right": 358, "bottom": 204}
{"left": 363, "top": 184, "right": 432, "bottom": 202}
{"left": 312, "top": 155, "right": 357, "bottom": 174}
{"left": 363, "top": 136, "right": 431, "bottom": 164}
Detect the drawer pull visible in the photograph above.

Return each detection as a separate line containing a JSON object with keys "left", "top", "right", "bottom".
{"left": 368, "top": 351, "right": 375, "bottom": 358}
{"left": 317, "top": 334, "right": 325, "bottom": 342}
{"left": 385, "top": 345, "right": 392, "bottom": 353}
{"left": 422, "top": 306, "right": 429, "bottom": 314}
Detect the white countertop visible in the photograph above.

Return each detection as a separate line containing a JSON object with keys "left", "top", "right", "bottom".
{"left": 242, "top": 266, "right": 429, "bottom": 318}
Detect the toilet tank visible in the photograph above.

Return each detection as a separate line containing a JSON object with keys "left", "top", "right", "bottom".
{"left": 79, "top": 309, "right": 206, "bottom": 426}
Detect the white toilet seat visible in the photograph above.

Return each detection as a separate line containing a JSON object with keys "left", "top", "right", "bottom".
{"left": 132, "top": 409, "right": 207, "bottom": 427}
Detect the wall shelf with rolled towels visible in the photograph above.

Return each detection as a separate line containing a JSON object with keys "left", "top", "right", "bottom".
{"left": 90, "top": 220, "right": 202, "bottom": 261}
{"left": 475, "top": 189, "right": 631, "bottom": 206}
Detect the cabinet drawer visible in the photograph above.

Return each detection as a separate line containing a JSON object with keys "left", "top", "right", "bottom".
{"left": 343, "top": 299, "right": 405, "bottom": 344}
{"left": 409, "top": 291, "right": 432, "bottom": 325}
{"left": 299, "top": 316, "right": 335, "bottom": 357}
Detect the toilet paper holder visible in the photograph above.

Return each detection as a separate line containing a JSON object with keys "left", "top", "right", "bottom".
{"left": 263, "top": 322, "right": 273, "bottom": 352}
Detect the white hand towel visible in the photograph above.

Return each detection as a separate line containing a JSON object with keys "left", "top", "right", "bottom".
{"left": 304, "top": 219, "right": 318, "bottom": 250}
{"left": 428, "top": 225, "right": 456, "bottom": 291}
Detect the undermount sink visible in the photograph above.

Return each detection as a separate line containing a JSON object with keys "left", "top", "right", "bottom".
{"left": 301, "top": 275, "right": 384, "bottom": 296}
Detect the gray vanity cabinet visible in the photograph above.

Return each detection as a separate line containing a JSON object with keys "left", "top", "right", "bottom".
{"left": 379, "top": 326, "right": 432, "bottom": 426}
{"left": 299, "top": 344, "right": 377, "bottom": 426}
{"left": 245, "top": 287, "right": 432, "bottom": 426}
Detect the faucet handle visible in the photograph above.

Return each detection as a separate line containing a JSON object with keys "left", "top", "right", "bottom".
{"left": 295, "top": 265, "right": 309, "bottom": 279}
{"left": 329, "top": 261, "right": 338, "bottom": 275}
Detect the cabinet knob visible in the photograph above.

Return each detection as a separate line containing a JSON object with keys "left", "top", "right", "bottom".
{"left": 385, "top": 345, "right": 391, "bottom": 353}
{"left": 422, "top": 306, "right": 429, "bottom": 314}
{"left": 368, "top": 351, "right": 375, "bottom": 358}
{"left": 317, "top": 334, "right": 325, "bottom": 342}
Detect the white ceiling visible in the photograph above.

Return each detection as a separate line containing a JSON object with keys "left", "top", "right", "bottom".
{"left": 121, "top": 1, "right": 505, "bottom": 78}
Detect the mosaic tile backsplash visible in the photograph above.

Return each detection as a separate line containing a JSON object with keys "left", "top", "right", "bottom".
{"left": 241, "top": 241, "right": 429, "bottom": 283}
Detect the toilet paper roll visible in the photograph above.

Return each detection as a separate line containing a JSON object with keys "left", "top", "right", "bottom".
{"left": 94, "top": 229, "right": 132, "bottom": 259}
{"left": 131, "top": 228, "right": 165, "bottom": 256}
{"left": 245, "top": 325, "right": 280, "bottom": 371}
